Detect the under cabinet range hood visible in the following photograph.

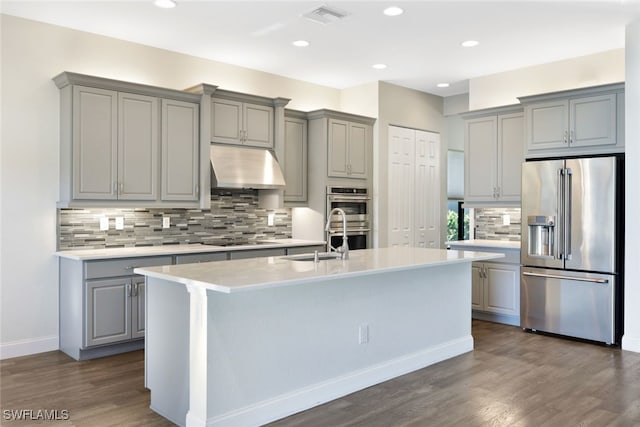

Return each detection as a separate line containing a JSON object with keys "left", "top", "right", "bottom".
{"left": 210, "top": 144, "right": 286, "bottom": 189}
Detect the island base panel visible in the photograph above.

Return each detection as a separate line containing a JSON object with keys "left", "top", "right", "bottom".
{"left": 146, "top": 263, "right": 473, "bottom": 427}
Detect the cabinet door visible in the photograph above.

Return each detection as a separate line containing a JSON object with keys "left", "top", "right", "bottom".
{"left": 72, "top": 86, "right": 118, "bottom": 200}
{"left": 414, "top": 130, "right": 440, "bottom": 248}
{"left": 471, "top": 264, "right": 484, "bottom": 310}
{"left": 388, "top": 126, "right": 414, "bottom": 247}
{"left": 283, "top": 117, "right": 308, "bottom": 203}
{"left": 328, "top": 119, "right": 349, "bottom": 177}
{"left": 85, "top": 278, "right": 131, "bottom": 347}
{"left": 118, "top": 92, "right": 159, "bottom": 200}
{"left": 161, "top": 99, "right": 199, "bottom": 201}
{"left": 525, "top": 100, "right": 568, "bottom": 151}
{"left": 497, "top": 112, "right": 524, "bottom": 202}
{"left": 484, "top": 263, "right": 520, "bottom": 316}
{"left": 347, "top": 123, "right": 368, "bottom": 178}
{"left": 131, "top": 278, "right": 145, "bottom": 339}
{"left": 570, "top": 94, "right": 617, "bottom": 148}
{"left": 464, "top": 116, "right": 497, "bottom": 202}
{"left": 243, "top": 103, "right": 274, "bottom": 148}
{"left": 211, "top": 99, "right": 242, "bottom": 144}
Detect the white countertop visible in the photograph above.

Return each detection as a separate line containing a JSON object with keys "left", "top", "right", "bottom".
{"left": 447, "top": 239, "right": 521, "bottom": 250}
{"left": 135, "top": 247, "right": 503, "bottom": 294}
{"left": 55, "top": 239, "right": 326, "bottom": 260}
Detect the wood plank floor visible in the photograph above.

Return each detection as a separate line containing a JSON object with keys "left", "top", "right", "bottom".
{"left": 2, "top": 320, "right": 639, "bottom": 426}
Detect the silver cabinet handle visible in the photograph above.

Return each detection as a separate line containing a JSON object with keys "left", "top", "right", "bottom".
{"left": 563, "top": 130, "right": 568, "bottom": 144}
{"left": 132, "top": 283, "right": 139, "bottom": 297}
{"left": 522, "top": 271, "right": 608, "bottom": 284}
{"left": 126, "top": 283, "right": 132, "bottom": 297}
{"left": 569, "top": 130, "right": 574, "bottom": 145}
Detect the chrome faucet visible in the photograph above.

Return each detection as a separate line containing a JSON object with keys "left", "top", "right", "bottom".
{"left": 325, "top": 208, "right": 349, "bottom": 260}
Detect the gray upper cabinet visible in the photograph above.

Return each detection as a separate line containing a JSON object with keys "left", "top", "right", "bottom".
{"left": 72, "top": 86, "right": 118, "bottom": 200}
{"left": 520, "top": 83, "right": 624, "bottom": 158}
{"left": 54, "top": 72, "right": 202, "bottom": 207}
{"left": 327, "top": 118, "right": 369, "bottom": 179}
{"left": 118, "top": 92, "right": 159, "bottom": 200}
{"left": 211, "top": 97, "right": 273, "bottom": 148}
{"left": 71, "top": 87, "right": 159, "bottom": 201}
{"left": 161, "top": 98, "right": 199, "bottom": 202}
{"left": 463, "top": 106, "right": 523, "bottom": 205}
{"left": 283, "top": 112, "right": 308, "bottom": 203}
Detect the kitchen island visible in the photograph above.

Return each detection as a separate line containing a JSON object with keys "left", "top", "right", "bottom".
{"left": 135, "top": 247, "right": 502, "bottom": 427}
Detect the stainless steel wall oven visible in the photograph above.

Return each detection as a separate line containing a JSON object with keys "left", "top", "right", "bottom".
{"left": 326, "top": 186, "right": 370, "bottom": 250}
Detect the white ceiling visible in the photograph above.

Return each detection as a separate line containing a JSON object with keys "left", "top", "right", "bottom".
{"left": 3, "top": 0, "right": 640, "bottom": 97}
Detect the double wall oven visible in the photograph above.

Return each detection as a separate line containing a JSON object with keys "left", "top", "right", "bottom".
{"left": 326, "top": 186, "right": 370, "bottom": 250}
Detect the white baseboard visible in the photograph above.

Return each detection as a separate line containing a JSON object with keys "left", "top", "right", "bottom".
{"left": 0, "top": 335, "right": 59, "bottom": 360}
{"left": 622, "top": 334, "right": 640, "bottom": 353}
{"left": 207, "top": 335, "right": 474, "bottom": 427}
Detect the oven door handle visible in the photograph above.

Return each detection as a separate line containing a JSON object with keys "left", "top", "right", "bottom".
{"left": 327, "top": 229, "right": 370, "bottom": 235}
{"left": 328, "top": 196, "right": 371, "bottom": 202}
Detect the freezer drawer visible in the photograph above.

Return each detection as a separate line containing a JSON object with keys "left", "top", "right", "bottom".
{"left": 520, "top": 267, "right": 615, "bottom": 344}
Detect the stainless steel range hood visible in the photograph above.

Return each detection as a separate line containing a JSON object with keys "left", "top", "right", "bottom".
{"left": 210, "top": 144, "right": 286, "bottom": 189}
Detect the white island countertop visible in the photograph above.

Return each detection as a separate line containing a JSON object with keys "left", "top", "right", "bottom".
{"left": 54, "top": 239, "right": 326, "bottom": 260}
{"left": 135, "top": 247, "right": 503, "bottom": 294}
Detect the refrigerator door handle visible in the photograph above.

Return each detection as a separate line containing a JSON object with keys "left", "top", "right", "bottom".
{"left": 522, "top": 271, "right": 608, "bottom": 284}
{"left": 565, "top": 168, "right": 573, "bottom": 261}
{"left": 557, "top": 168, "right": 564, "bottom": 260}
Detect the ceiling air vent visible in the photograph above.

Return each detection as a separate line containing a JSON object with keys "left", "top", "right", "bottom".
{"left": 303, "top": 5, "right": 350, "bottom": 25}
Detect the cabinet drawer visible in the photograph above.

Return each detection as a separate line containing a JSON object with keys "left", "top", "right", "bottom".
{"left": 85, "top": 256, "right": 173, "bottom": 279}
{"left": 229, "top": 248, "right": 286, "bottom": 260}
{"left": 175, "top": 252, "right": 228, "bottom": 264}
{"left": 286, "top": 245, "right": 326, "bottom": 255}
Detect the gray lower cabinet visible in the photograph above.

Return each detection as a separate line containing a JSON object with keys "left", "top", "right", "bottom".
{"left": 59, "top": 245, "right": 324, "bottom": 360}
{"left": 85, "top": 276, "right": 145, "bottom": 347}
{"left": 59, "top": 255, "right": 172, "bottom": 360}
{"left": 449, "top": 244, "right": 521, "bottom": 326}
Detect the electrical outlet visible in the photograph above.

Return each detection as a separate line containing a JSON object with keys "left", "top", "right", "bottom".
{"left": 502, "top": 214, "right": 511, "bottom": 226}
{"left": 267, "top": 213, "right": 275, "bottom": 226}
{"left": 99, "top": 217, "right": 109, "bottom": 231}
{"left": 115, "top": 217, "right": 124, "bottom": 230}
{"left": 358, "top": 324, "right": 369, "bottom": 344}
{"left": 162, "top": 217, "right": 170, "bottom": 229}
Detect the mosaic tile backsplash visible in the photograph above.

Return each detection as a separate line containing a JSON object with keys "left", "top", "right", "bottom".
{"left": 474, "top": 208, "right": 521, "bottom": 241}
{"left": 58, "top": 190, "right": 292, "bottom": 250}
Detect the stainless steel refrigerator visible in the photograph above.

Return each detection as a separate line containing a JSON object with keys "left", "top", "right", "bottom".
{"left": 520, "top": 155, "right": 624, "bottom": 345}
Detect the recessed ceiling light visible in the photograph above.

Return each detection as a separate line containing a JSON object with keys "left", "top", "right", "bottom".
{"left": 293, "top": 40, "right": 310, "bottom": 47}
{"left": 154, "top": 0, "right": 177, "bottom": 8}
{"left": 461, "top": 40, "right": 479, "bottom": 48}
{"left": 383, "top": 6, "right": 404, "bottom": 16}
{"left": 437, "top": 83, "right": 450, "bottom": 88}
{"left": 372, "top": 63, "right": 387, "bottom": 70}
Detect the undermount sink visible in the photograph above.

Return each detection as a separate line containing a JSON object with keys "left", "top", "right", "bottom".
{"left": 283, "top": 252, "right": 342, "bottom": 262}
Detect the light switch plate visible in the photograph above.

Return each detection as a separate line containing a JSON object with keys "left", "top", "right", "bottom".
{"left": 162, "top": 217, "right": 170, "bottom": 229}
{"left": 502, "top": 214, "right": 511, "bottom": 226}
{"left": 267, "top": 213, "right": 275, "bottom": 226}
{"left": 99, "top": 217, "right": 109, "bottom": 231}
{"left": 115, "top": 216, "right": 124, "bottom": 230}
